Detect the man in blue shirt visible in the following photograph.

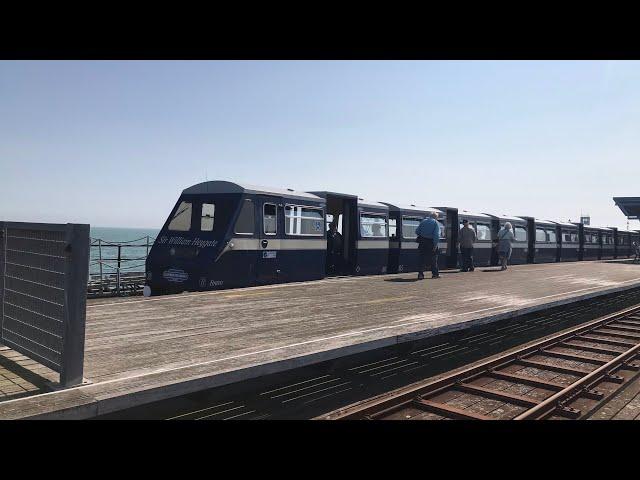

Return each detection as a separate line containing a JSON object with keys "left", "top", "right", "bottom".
{"left": 415, "top": 212, "right": 441, "bottom": 280}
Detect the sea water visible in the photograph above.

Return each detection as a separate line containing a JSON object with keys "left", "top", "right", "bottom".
{"left": 89, "top": 227, "right": 159, "bottom": 277}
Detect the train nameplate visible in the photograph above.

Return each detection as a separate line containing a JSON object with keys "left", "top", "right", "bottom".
{"left": 263, "top": 251, "right": 277, "bottom": 259}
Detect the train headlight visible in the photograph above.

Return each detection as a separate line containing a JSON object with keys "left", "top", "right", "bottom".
{"left": 228, "top": 242, "right": 235, "bottom": 249}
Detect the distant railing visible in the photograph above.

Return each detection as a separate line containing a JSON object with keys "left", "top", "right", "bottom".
{"left": 88, "top": 235, "right": 155, "bottom": 298}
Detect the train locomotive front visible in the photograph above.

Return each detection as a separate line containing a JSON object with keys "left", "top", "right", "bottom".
{"left": 144, "top": 181, "right": 326, "bottom": 296}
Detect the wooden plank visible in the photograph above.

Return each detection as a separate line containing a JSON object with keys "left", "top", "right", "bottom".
{"left": 540, "top": 349, "right": 609, "bottom": 364}
{"left": 579, "top": 335, "right": 636, "bottom": 348}
{"left": 3, "top": 260, "right": 640, "bottom": 419}
{"left": 592, "top": 329, "right": 640, "bottom": 341}
{"left": 489, "top": 370, "right": 566, "bottom": 390}
{"left": 517, "top": 358, "right": 593, "bottom": 376}
{"left": 455, "top": 383, "right": 541, "bottom": 407}
{"left": 604, "top": 324, "right": 640, "bottom": 334}
{"left": 414, "top": 398, "right": 493, "bottom": 420}
{"left": 561, "top": 341, "right": 625, "bottom": 356}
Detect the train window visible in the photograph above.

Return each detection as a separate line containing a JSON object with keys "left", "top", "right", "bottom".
{"left": 437, "top": 221, "right": 446, "bottom": 239}
{"left": 389, "top": 218, "right": 397, "bottom": 238}
{"left": 360, "top": 214, "right": 387, "bottom": 238}
{"left": 514, "top": 227, "right": 527, "bottom": 243}
{"left": 263, "top": 203, "right": 277, "bottom": 235}
{"left": 168, "top": 201, "right": 192, "bottom": 231}
{"left": 234, "top": 199, "right": 255, "bottom": 235}
{"left": 535, "top": 228, "right": 546, "bottom": 243}
{"left": 200, "top": 203, "right": 215, "bottom": 231}
{"left": 547, "top": 230, "right": 557, "bottom": 243}
{"left": 401, "top": 216, "right": 421, "bottom": 239}
{"left": 571, "top": 232, "right": 579, "bottom": 243}
{"left": 285, "top": 205, "right": 324, "bottom": 236}
{"left": 477, "top": 223, "right": 491, "bottom": 241}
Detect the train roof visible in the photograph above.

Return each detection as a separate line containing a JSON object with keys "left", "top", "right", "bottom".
{"left": 454, "top": 209, "right": 493, "bottom": 219}
{"left": 516, "top": 216, "right": 557, "bottom": 227}
{"left": 381, "top": 202, "right": 442, "bottom": 215}
{"left": 533, "top": 219, "right": 558, "bottom": 227}
{"left": 482, "top": 213, "right": 527, "bottom": 223}
{"left": 358, "top": 199, "right": 389, "bottom": 210}
{"left": 572, "top": 222, "right": 612, "bottom": 231}
{"left": 549, "top": 220, "right": 578, "bottom": 228}
{"left": 182, "top": 181, "right": 324, "bottom": 202}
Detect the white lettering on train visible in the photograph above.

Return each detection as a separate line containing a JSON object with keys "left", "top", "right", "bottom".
{"left": 158, "top": 235, "right": 218, "bottom": 248}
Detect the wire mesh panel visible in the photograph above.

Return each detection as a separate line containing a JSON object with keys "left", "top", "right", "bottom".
{"left": 0, "top": 222, "right": 89, "bottom": 387}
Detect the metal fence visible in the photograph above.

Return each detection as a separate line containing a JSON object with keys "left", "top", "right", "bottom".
{"left": 88, "top": 235, "right": 153, "bottom": 297}
{"left": 0, "top": 221, "right": 90, "bottom": 387}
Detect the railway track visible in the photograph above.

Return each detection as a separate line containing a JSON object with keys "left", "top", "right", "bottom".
{"left": 98, "top": 288, "right": 640, "bottom": 420}
{"left": 321, "top": 304, "right": 640, "bottom": 420}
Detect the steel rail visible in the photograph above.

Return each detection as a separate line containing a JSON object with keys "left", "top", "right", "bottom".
{"left": 513, "top": 341, "right": 640, "bottom": 420}
{"left": 321, "top": 303, "right": 640, "bottom": 420}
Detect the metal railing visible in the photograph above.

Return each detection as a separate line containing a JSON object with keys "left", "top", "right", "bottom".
{"left": 0, "top": 221, "right": 89, "bottom": 387}
{"left": 88, "top": 235, "right": 154, "bottom": 297}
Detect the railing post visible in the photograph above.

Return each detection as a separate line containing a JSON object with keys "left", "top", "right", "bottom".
{"left": 60, "top": 223, "right": 90, "bottom": 387}
{"left": 116, "top": 267, "right": 121, "bottom": 296}
{"left": 0, "top": 222, "right": 5, "bottom": 341}
{"left": 98, "top": 238, "right": 103, "bottom": 294}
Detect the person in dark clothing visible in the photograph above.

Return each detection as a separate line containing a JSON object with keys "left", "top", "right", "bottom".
{"left": 458, "top": 219, "right": 476, "bottom": 272}
{"left": 327, "top": 222, "right": 343, "bottom": 274}
{"left": 415, "top": 212, "right": 441, "bottom": 280}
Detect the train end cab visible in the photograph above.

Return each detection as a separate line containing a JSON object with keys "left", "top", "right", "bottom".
{"left": 145, "top": 181, "right": 327, "bottom": 296}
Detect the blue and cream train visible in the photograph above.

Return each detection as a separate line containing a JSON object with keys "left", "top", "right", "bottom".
{"left": 143, "top": 181, "right": 639, "bottom": 296}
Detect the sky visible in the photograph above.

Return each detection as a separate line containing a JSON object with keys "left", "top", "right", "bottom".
{"left": 1, "top": 60, "right": 639, "bottom": 230}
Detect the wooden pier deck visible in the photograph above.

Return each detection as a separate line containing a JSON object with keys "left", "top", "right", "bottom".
{"left": 1, "top": 260, "right": 640, "bottom": 419}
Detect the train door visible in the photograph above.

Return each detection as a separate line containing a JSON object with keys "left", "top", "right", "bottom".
{"left": 256, "top": 196, "right": 282, "bottom": 284}
{"left": 325, "top": 194, "right": 357, "bottom": 275}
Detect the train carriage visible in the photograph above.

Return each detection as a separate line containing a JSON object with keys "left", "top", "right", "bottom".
{"left": 309, "top": 192, "right": 389, "bottom": 276}
{"left": 382, "top": 203, "right": 448, "bottom": 273}
{"left": 598, "top": 227, "right": 616, "bottom": 260}
{"left": 518, "top": 217, "right": 559, "bottom": 263}
{"left": 450, "top": 210, "right": 495, "bottom": 268}
{"left": 144, "top": 179, "right": 634, "bottom": 297}
{"left": 551, "top": 221, "right": 580, "bottom": 262}
{"left": 614, "top": 228, "right": 632, "bottom": 258}
{"left": 484, "top": 214, "right": 529, "bottom": 265}
{"left": 145, "top": 181, "right": 327, "bottom": 296}
{"left": 576, "top": 224, "right": 601, "bottom": 261}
